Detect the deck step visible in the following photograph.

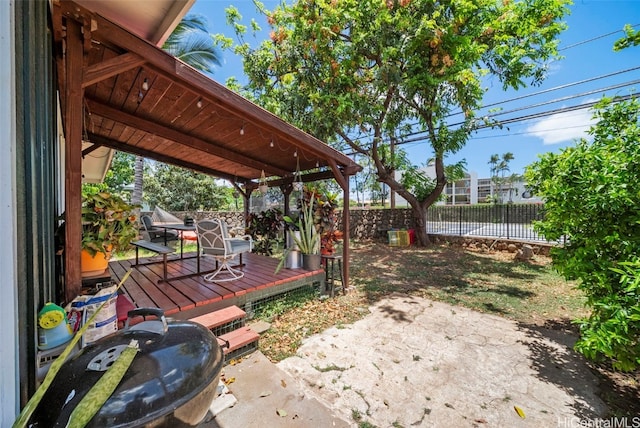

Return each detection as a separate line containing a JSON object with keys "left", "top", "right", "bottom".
{"left": 190, "top": 305, "right": 247, "bottom": 336}
{"left": 217, "top": 327, "right": 260, "bottom": 360}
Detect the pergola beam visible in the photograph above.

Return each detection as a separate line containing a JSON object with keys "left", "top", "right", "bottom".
{"left": 87, "top": 133, "right": 253, "bottom": 185}
{"left": 82, "top": 52, "right": 146, "bottom": 88}
{"left": 85, "top": 99, "right": 290, "bottom": 177}
{"left": 58, "top": 0, "right": 356, "bottom": 168}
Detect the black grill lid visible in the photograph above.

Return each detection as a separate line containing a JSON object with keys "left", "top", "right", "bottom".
{"left": 30, "top": 308, "right": 223, "bottom": 427}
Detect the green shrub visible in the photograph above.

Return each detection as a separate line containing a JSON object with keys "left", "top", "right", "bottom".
{"left": 247, "top": 208, "right": 283, "bottom": 256}
{"left": 526, "top": 97, "right": 640, "bottom": 370}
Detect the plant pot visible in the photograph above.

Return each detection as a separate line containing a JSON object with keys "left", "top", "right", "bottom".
{"left": 285, "top": 249, "right": 302, "bottom": 269}
{"left": 81, "top": 249, "right": 111, "bottom": 277}
{"left": 302, "top": 253, "right": 322, "bottom": 271}
{"left": 286, "top": 230, "right": 300, "bottom": 251}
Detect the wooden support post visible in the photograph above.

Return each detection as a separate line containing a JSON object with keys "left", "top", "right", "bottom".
{"left": 328, "top": 159, "right": 351, "bottom": 290}
{"left": 64, "top": 18, "right": 84, "bottom": 303}
{"left": 341, "top": 172, "right": 350, "bottom": 290}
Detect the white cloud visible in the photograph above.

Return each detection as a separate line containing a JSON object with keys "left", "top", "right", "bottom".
{"left": 526, "top": 105, "right": 597, "bottom": 145}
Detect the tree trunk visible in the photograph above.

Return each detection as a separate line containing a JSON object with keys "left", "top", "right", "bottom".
{"left": 412, "top": 203, "right": 429, "bottom": 246}
{"left": 132, "top": 156, "right": 144, "bottom": 206}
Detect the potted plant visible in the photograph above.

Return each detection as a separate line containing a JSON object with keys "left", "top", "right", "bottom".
{"left": 81, "top": 190, "right": 139, "bottom": 277}
{"left": 321, "top": 229, "right": 343, "bottom": 255}
{"left": 282, "top": 212, "right": 302, "bottom": 269}
{"left": 313, "top": 191, "right": 342, "bottom": 255}
{"left": 258, "top": 170, "right": 268, "bottom": 194}
{"left": 246, "top": 208, "right": 283, "bottom": 256}
{"left": 276, "top": 193, "right": 321, "bottom": 272}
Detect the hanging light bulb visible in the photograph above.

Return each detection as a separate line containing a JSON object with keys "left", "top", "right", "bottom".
{"left": 141, "top": 78, "right": 149, "bottom": 91}
{"left": 196, "top": 98, "right": 203, "bottom": 108}
{"left": 258, "top": 170, "right": 268, "bottom": 194}
{"left": 293, "top": 150, "right": 298, "bottom": 157}
{"left": 269, "top": 139, "right": 274, "bottom": 147}
{"left": 240, "top": 124, "right": 245, "bottom": 135}
{"left": 316, "top": 160, "right": 320, "bottom": 168}
{"left": 294, "top": 156, "right": 303, "bottom": 191}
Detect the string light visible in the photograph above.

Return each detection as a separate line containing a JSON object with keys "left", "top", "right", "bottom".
{"left": 294, "top": 150, "right": 298, "bottom": 157}
{"left": 196, "top": 98, "right": 203, "bottom": 108}
{"left": 141, "top": 78, "right": 149, "bottom": 91}
{"left": 269, "top": 139, "right": 274, "bottom": 147}
{"left": 240, "top": 124, "right": 245, "bottom": 135}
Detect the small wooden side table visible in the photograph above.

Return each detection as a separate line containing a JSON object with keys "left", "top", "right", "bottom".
{"left": 322, "top": 254, "right": 344, "bottom": 297}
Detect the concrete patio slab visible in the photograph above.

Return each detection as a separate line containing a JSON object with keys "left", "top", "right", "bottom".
{"left": 276, "top": 294, "right": 607, "bottom": 427}
{"left": 211, "top": 351, "right": 350, "bottom": 427}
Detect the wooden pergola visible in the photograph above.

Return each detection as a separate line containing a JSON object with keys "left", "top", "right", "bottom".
{"left": 53, "top": 0, "right": 361, "bottom": 303}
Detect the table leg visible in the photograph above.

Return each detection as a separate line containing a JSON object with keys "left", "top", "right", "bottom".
{"left": 338, "top": 258, "right": 345, "bottom": 295}
{"left": 179, "top": 231, "right": 184, "bottom": 259}
{"left": 162, "top": 253, "right": 167, "bottom": 281}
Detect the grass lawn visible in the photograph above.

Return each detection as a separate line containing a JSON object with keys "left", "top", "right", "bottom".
{"left": 112, "top": 241, "right": 199, "bottom": 261}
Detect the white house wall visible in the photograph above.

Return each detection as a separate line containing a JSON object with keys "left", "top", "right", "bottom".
{"left": 0, "top": 0, "right": 19, "bottom": 423}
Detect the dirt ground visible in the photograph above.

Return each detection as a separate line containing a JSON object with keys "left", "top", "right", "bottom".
{"left": 260, "top": 243, "right": 640, "bottom": 424}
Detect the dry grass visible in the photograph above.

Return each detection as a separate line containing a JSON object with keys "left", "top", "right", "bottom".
{"left": 257, "top": 240, "right": 639, "bottom": 416}
{"left": 259, "top": 241, "right": 587, "bottom": 361}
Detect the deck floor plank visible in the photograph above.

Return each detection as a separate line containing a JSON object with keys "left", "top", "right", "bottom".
{"left": 109, "top": 252, "right": 324, "bottom": 318}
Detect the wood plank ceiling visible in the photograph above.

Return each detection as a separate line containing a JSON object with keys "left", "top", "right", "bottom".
{"left": 53, "top": 0, "right": 361, "bottom": 191}
{"left": 53, "top": 0, "right": 360, "bottom": 302}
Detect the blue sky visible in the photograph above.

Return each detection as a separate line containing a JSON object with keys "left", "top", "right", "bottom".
{"left": 190, "top": 0, "right": 640, "bottom": 178}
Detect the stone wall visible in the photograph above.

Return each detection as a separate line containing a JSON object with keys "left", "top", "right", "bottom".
{"left": 143, "top": 211, "right": 245, "bottom": 229}
{"left": 427, "top": 234, "right": 554, "bottom": 256}
{"left": 148, "top": 208, "right": 554, "bottom": 255}
{"left": 147, "top": 208, "right": 416, "bottom": 241}
{"left": 338, "top": 208, "right": 416, "bottom": 241}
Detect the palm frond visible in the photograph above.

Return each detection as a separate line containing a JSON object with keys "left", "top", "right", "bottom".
{"left": 163, "top": 15, "right": 220, "bottom": 73}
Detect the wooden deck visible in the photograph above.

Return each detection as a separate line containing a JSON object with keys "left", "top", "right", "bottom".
{"left": 109, "top": 252, "right": 325, "bottom": 320}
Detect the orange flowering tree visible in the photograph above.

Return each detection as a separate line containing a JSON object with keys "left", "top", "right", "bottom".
{"left": 225, "top": 0, "right": 569, "bottom": 245}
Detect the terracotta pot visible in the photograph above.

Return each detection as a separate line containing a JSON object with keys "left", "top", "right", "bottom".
{"left": 81, "top": 248, "right": 111, "bottom": 277}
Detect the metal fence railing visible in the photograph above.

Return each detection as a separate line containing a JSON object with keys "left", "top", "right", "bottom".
{"left": 426, "top": 203, "right": 552, "bottom": 242}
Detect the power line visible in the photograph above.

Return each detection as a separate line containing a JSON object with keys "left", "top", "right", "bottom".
{"left": 477, "top": 66, "right": 640, "bottom": 113}
{"left": 394, "top": 93, "right": 635, "bottom": 147}
{"left": 558, "top": 23, "right": 640, "bottom": 51}
{"left": 396, "top": 83, "right": 637, "bottom": 144}
{"left": 469, "top": 123, "right": 591, "bottom": 141}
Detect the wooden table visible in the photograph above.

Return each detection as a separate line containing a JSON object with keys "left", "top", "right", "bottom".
{"left": 155, "top": 223, "right": 216, "bottom": 283}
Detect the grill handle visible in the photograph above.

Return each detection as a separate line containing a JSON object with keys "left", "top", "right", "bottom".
{"left": 124, "top": 308, "right": 168, "bottom": 334}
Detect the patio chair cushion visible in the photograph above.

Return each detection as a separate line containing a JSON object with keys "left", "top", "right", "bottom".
{"left": 228, "top": 239, "right": 252, "bottom": 253}
{"left": 140, "top": 214, "right": 178, "bottom": 243}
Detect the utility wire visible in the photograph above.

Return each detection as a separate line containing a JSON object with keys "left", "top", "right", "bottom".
{"left": 393, "top": 80, "right": 638, "bottom": 143}
{"left": 477, "top": 66, "right": 640, "bottom": 113}
{"left": 394, "top": 94, "right": 635, "bottom": 147}
{"left": 558, "top": 23, "right": 640, "bottom": 51}
{"left": 468, "top": 123, "right": 591, "bottom": 141}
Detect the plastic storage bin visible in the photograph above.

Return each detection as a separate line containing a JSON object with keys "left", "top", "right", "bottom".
{"left": 388, "top": 230, "right": 411, "bottom": 246}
